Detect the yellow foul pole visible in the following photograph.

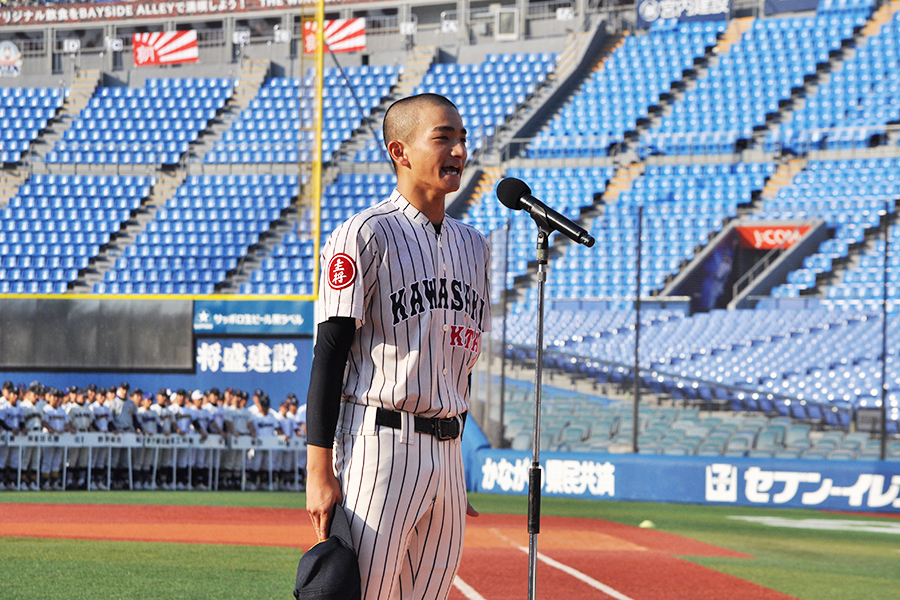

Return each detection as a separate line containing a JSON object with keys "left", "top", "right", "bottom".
{"left": 311, "top": 0, "right": 325, "bottom": 297}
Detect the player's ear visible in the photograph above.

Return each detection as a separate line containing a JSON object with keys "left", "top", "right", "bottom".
{"left": 388, "top": 139, "right": 410, "bottom": 169}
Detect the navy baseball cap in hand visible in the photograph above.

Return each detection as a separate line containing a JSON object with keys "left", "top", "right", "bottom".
{"left": 294, "top": 505, "right": 361, "bottom": 600}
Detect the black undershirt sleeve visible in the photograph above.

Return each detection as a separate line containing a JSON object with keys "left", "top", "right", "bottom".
{"left": 306, "top": 316, "right": 357, "bottom": 448}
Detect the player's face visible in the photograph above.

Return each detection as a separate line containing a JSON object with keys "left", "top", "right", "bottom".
{"left": 156, "top": 394, "right": 167, "bottom": 406}
{"left": 75, "top": 393, "right": 85, "bottom": 405}
{"left": 404, "top": 103, "right": 467, "bottom": 199}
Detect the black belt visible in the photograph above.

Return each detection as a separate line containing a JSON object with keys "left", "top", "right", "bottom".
{"left": 374, "top": 408, "right": 463, "bottom": 441}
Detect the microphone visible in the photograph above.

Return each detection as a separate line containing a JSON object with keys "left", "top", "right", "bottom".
{"left": 496, "top": 178, "right": 595, "bottom": 248}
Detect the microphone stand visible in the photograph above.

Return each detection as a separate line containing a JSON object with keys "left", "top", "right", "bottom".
{"left": 527, "top": 226, "right": 550, "bottom": 600}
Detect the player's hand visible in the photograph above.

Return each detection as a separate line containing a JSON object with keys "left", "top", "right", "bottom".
{"left": 306, "top": 446, "right": 343, "bottom": 543}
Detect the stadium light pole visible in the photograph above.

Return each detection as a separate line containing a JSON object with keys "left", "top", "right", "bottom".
{"left": 881, "top": 200, "right": 890, "bottom": 460}
{"left": 633, "top": 206, "right": 643, "bottom": 454}
{"left": 499, "top": 218, "right": 511, "bottom": 446}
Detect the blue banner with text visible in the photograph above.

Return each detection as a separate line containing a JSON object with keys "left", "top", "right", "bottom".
{"left": 473, "top": 450, "right": 900, "bottom": 512}
{"left": 193, "top": 299, "right": 315, "bottom": 336}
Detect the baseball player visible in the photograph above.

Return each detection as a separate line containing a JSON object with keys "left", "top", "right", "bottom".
{"left": 19, "top": 383, "right": 45, "bottom": 491}
{"left": 168, "top": 389, "right": 195, "bottom": 490}
{"left": 306, "top": 94, "right": 491, "bottom": 600}
{"left": 65, "top": 388, "right": 95, "bottom": 490}
{"left": 187, "top": 390, "right": 213, "bottom": 491}
{"left": 0, "top": 382, "right": 23, "bottom": 490}
{"left": 248, "top": 391, "right": 281, "bottom": 491}
{"left": 90, "top": 388, "right": 112, "bottom": 491}
{"left": 109, "top": 383, "right": 141, "bottom": 489}
{"left": 222, "top": 389, "right": 256, "bottom": 490}
{"left": 136, "top": 393, "right": 162, "bottom": 490}
{"left": 151, "top": 389, "right": 175, "bottom": 490}
{"left": 276, "top": 399, "right": 300, "bottom": 491}
{"left": 41, "top": 389, "right": 71, "bottom": 490}
{"left": 202, "top": 389, "right": 226, "bottom": 489}
{"left": 288, "top": 395, "right": 307, "bottom": 490}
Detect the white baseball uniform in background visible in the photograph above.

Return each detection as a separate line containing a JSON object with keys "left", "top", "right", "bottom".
{"left": 65, "top": 398, "right": 94, "bottom": 487}
{"left": 41, "top": 402, "right": 68, "bottom": 488}
{"left": 0, "top": 399, "right": 22, "bottom": 489}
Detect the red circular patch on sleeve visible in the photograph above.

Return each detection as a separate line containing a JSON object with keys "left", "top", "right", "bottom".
{"left": 327, "top": 253, "right": 357, "bottom": 290}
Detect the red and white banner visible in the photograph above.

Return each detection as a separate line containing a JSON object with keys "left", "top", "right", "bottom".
{"left": 133, "top": 30, "right": 199, "bottom": 67}
{"left": 302, "top": 18, "right": 366, "bottom": 54}
{"left": 735, "top": 225, "right": 811, "bottom": 250}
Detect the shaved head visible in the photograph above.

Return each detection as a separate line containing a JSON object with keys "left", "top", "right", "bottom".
{"left": 383, "top": 93, "right": 458, "bottom": 165}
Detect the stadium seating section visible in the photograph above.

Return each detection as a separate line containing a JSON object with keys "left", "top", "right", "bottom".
{"left": 768, "top": 6, "right": 900, "bottom": 152}
{"left": 767, "top": 157, "right": 899, "bottom": 301}
{"left": 46, "top": 77, "right": 233, "bottom": 165}
{"left": 643, "top": 8, "right": 871, "bottom": 155}
{"left": 94, "top": 174, "right": 296, "bottom": 294}
{"left": 4, "top": 3, "right": 900, "bottom": 447}
{"left": 530, "top": 20, "right": 726, "bottom": 159}
{"left": 1, "top": 173, "right": 153, "bottom": 293}
{"left": 501, "top": 388, "right": 895, "bottom": 459}
{"left": 0, "top": 86, "right": 64, "bottom": 164}
{"left": 355, "top": 52, "right": 557, "bottom": 162}
{"left": 207, "top": 65, "right": 401, "bottom": 164}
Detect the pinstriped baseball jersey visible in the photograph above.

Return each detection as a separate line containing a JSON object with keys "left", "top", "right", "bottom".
{"left": 318, "top": 189, "right": 491, "bottom": 418}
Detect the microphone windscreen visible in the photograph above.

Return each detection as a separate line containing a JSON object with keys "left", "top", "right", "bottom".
{"left": 496, "top": 177, "right": 531, "bottom": 211}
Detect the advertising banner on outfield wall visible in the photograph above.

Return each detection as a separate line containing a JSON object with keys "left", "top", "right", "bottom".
{"left": 0, "top": 336, "right": 313, "bottom": 407}
{"left": 636, "top": 0, "right": 730, "bottom": 28}
{"left": 193, "top": 299, "right": 314, "bottom": 336}
{"left": 474, "top": 450, "right": 900, "bottom": 512}
{"left": 0, "top": 0, "right": 339, "bottom": 26}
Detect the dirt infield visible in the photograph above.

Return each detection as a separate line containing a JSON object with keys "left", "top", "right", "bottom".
{"left": 0, "top": 503, "right": 798, "bottom": 600}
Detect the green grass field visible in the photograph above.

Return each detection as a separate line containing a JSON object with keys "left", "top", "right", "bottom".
{"left": 0, "top": 492, "right": 897, "bottom": 600}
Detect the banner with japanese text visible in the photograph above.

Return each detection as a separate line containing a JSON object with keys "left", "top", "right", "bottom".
{"left": 133, "top": 30, "right": 199, "bottom": 67}
{"left": 1, "top": 0, "right": 344, "bottom": 27}
{"left": 636, "top": 0, "right": 731, "bottom": 28}
{"left": 302, "top": 18, "right": 366, "bottom": 54}
{"left": 194, "top": 337, "right": 312, "bottom": 403}
{"left": 193, "top": 299, "right": 314, "bottom": 335}
{"left": 474, "top": 450, "right": 900, "bottom": 512}
{"left": 0, "top": 336, "right": 313, "bottom": 409}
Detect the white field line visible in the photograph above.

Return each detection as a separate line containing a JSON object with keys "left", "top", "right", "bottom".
{"left": 453, "top": 576, "right": 488, "bottom": 600}
{"left": 492, "top": 528, "right": 638, "bottom": 600}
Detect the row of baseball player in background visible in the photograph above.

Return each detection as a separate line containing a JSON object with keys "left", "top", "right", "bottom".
{"left": 0, "top": 380, "right": 308, "bottom": 493}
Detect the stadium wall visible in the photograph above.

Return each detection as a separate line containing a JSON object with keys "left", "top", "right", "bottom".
{"left": 0, "top": 0, "right": 582, "bottom": 80}
{"left": 0, "top": 299, "right": 315, "bottom": 402}
{"left": 473, "top": 447, "right": 900, "bottom": 512}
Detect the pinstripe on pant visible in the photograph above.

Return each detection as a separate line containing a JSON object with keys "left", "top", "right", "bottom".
{"left": 336, "top": 403, "right": 466, "bottom": 600}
